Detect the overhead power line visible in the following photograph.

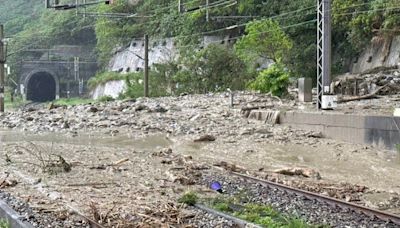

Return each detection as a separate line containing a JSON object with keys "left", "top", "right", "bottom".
{"left": 110, "top": 4, "right": 317, "bottom": 43}
{"left": 179, "top": 19, "right": 318, "bottom": 49}
{"left": 7, "top": 0, "right": 400, "bottom": 55}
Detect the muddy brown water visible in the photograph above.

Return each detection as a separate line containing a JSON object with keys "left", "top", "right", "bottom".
{"left": 0, "top": 129, "right": 172, "bottom": 150}
{"left": 1, "top": 129, "right": 400, "bottom": 213}
{"left": 1, "top": 129, "right": 400, "bottom": 193}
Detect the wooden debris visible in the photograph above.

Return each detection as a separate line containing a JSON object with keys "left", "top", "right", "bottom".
{"left": 90, "top": 158, "right": 130, "bottom": 170}
{"left": 213, "top": 161, "right": 247, "bottom": 173}
{"left": 0, "top": 173, "right": 18, "bottom": 188}
{"left": 240, "top": 105, "right": 275, "bottom": 111}
{"left": 89, "top": 202, "right": 116, "bottom": 227}
{"left": 65, "top": 182, "right": 117, "bottom": 187}
{"left": 152, "top": 148, "right": 173, "bottom": 157}
{"left": 274, "top": 167, "right": 321, "bottom": 179}
{"left": 165, "top": 171, "right": 195, "bottom": 185}
{"left": 112, "top": 158, "right": 129, "bottom": 166}
{"left": 194, "top": 135, "right": 216, "bottom": 142}
{"left": 338, "top": 84, "right": 388, "bottom": 103}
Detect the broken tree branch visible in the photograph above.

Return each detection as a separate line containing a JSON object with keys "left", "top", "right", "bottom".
{"left": 64, "top": 182, "right": 117, "bottom": 187}
{"left": 240, "top": 105, "right": 274, "bottom": 111}
{"left": 112, "top": 158, "right": 129, "bottom": 166}
{"left": 337, "top": 85, "right": 388, "bottom": 103}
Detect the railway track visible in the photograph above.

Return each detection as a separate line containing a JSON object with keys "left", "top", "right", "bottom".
{"left": 231, "top": 171, "right": 400, "bottom": 226}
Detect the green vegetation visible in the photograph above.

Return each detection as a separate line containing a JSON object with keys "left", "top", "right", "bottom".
{"left": 178, "top": 191, "right": 198, "bottom": 206}
{"left": 396, "top": 144, "right": 400, "bottom": 153}
{"left": 52, "top": 98, "right": 94, "bottom": 106}
{"left": 4, "top": 0, "right": 96, "bottom": 83}
{"left": 176, "top": 44, "right": 250, "bottom": 94}
{"left": 332, "top": 0, "right": 400, "bottom": 52}
{"left": 235, "top": 19, "right": 293, "bottom": 64}
{"left": 88, "top": 71, "right": 127, "bottom": 89}
{"left": 0, "top": 219, "right": 10, "bottom": 228}
{"left": 4, "top": 87, "right": 26, "bottom": 110}
{"left": 247, "top": 63, "right": 290, "bottom": 97}
{"left": 209, "top": 196, "right": 327, "bottom": 228}
{"left": 0, "top": 0, "right": 43, "bottom": 35}
{"left": 97, "top": 96, "right": 115, "bottom": 102}
{"left": 3, "top": 0, "right": 400, "bottom": 100}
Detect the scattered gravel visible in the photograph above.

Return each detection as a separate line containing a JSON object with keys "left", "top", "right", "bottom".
{"left": 0, "top": 189, "right": 242, "bottom": 228}
{"left": 0, "top": 93, "right": 292, "bottom": 136}
{"left": 184, "top": 208, "right": 236, "bottom": 227}
{"left": 0, "top": 191, "right": 84, "bottom": 228}
{"left": 1, "top": 92, "right": 399, "bottom": 227}
{"left": 200, "top": 170, "right": 398, "bottom": 228}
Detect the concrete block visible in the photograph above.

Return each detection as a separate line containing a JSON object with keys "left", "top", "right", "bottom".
{"left": 279, "top": 111, "right": 400, "bottom": 150}
{"left": 298, "top": 78, "right": 312, "bottom": 102}
{"left": 394, "top": 108, "right": 400, "bottom": 117}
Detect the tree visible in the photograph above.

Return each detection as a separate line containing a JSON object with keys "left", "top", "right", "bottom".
{"left": 235, "top": 19, "right": 293, "bottom": 64}
{"left": 333, "top": 0, "right": 400, "bottom": 52}
{"left": 247, "top": 63, "right": 290, "bottom": 97}
{"left": 175, "top": 44, "right": 251, "bottom": 93}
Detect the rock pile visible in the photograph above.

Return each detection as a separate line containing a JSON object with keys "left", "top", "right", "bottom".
{"left": 333, "top": 69, "right": 400, "bottom": 96}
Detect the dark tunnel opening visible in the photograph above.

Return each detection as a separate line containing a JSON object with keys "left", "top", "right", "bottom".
{"left": 27, "top": 72, "right": 56, "bottom": 102}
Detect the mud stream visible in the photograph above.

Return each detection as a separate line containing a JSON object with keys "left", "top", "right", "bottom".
{"left": 1, "top": 128, "right": 400, "bottom": 213}
{"left": 1, "top": 129, "right": 400, "bottom": 192}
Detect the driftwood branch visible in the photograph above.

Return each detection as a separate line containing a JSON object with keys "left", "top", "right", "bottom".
{"left": 241, "top": 105, "right": 274, "bottom": 111}
{"left": 337, "top": 85, "right": 388, "bottom": 103}
{"left": 247, "top": 92, "right": 283, "bottom": 105}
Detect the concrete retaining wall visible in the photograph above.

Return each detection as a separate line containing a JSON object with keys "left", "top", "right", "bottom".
{"left": 91, "top": 80, "right": 126, "bottom": 100}
{"left": 281, "top": 112, "right": 400, "bottom": 150}
{"left": 249, "top": 110, "right": 400, "bottom": 150}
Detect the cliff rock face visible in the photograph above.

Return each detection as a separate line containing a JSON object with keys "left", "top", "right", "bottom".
{"left": 91, "top": 80, "right": 126, "bottom": 99}
{"left": 351, "top": 36, "right": 400, "bottom": 74}
{"left": 107, "top": 36, "right": 232, "bottom": 74}
{"left": 108, "top": 38, "right": 177, "bottom": 74}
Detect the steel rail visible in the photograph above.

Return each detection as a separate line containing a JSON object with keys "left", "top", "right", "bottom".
{"left": 231, "top": 172, "right": 400, "bottom": 225}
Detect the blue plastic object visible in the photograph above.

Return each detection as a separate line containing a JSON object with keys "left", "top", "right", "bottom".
{"left": 211, "top": 181, "right": 223, "bottom": 193}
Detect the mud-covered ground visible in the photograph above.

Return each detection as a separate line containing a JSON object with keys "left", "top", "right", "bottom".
{"left": 298, "top": 93, "right": 400, "bottom": 116}
{"left": 0, "top": 92, "right": 399, "bottom": 227}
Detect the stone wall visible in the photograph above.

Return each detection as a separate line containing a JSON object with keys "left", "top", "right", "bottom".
{"left": 351, "top": 36, "right": 400, "bottom": 74}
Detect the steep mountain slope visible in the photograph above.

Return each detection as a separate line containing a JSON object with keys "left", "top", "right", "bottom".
{"left": 0, "top": 0, "right": 44, "bottom": 35}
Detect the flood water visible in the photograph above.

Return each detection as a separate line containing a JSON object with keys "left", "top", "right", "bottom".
{"left": 1, "top": 128, "right": 400, "bottom": 203}
{"left": 0, "top": 129, "right": 172, "bottom": 150}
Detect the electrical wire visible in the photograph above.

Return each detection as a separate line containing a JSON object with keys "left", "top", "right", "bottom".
{"left": 105, "top": 4, "right": 317, "bottom": 43}
{"left": 178, "top": 19, "right": 317, "bottom": 49}
{"left": 7, "top": 0, "right": 400, "bottom": 55}
{"left": 137, "top": 1, "right": 400, "bottom": 43}
{"left": 334, "top": 5, "right": 400, "bottom": 17}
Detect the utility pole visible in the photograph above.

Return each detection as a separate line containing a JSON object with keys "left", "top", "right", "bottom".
{"left": 317, "top": 0, "right": 332, "bottom": 109}
{"left": 178, "top": 0, "right": 183, "bottom": 13}
{"left": 0, "top": 25, "right": 5, "bottom": 112}
{"left": 144, "top": 34, "right": 149, "bottom": 97}
{"left": 74, "top": 57, "right": 80, "bottom": 81}
{"left": 206, "top": 0, "right": 209, "bottom": 22}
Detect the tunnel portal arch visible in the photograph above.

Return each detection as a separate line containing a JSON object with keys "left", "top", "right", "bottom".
{"left": 25, "top": 70, "right": 60, "bottom": 102}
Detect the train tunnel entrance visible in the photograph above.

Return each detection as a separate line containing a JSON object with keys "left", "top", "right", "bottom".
{"left": 26, "top": 72, "right": 57, "bottom": 102}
